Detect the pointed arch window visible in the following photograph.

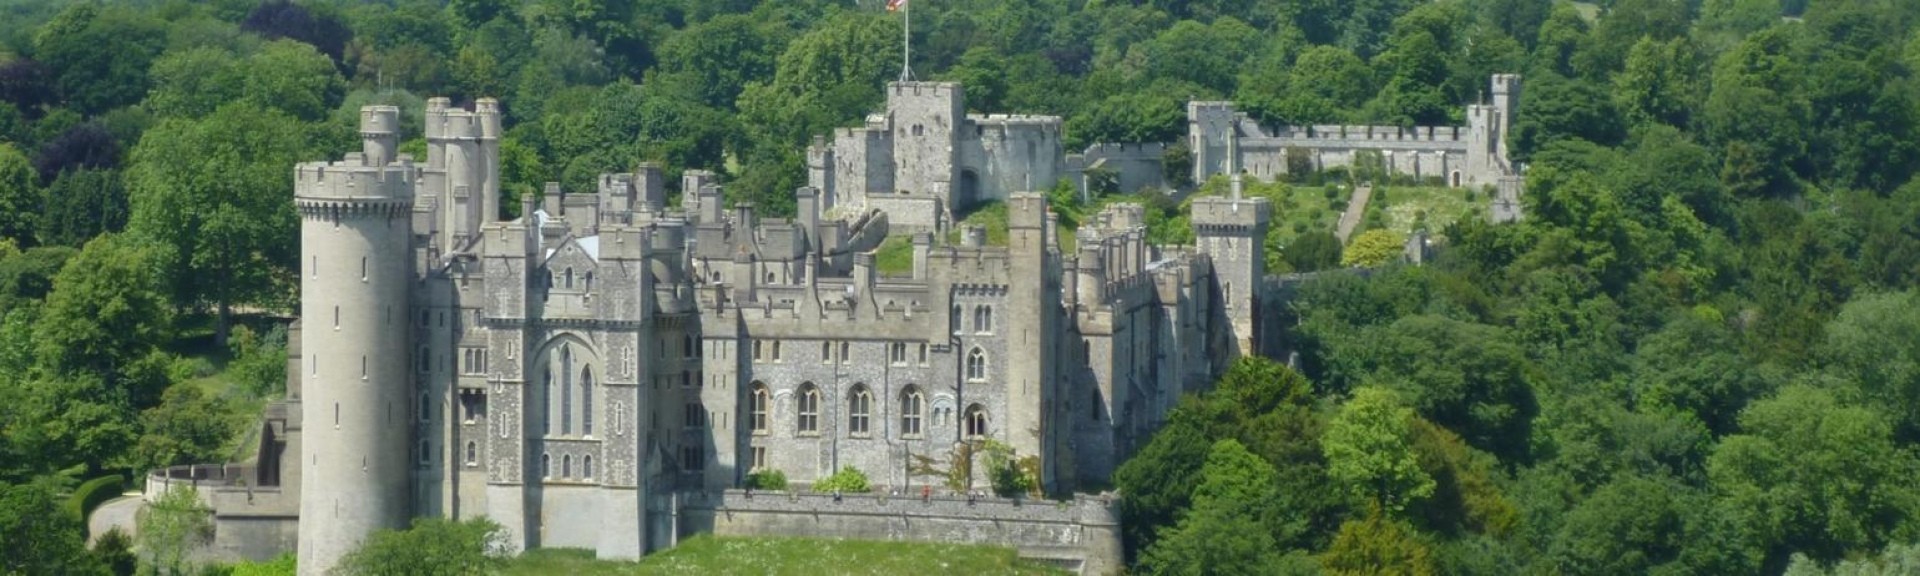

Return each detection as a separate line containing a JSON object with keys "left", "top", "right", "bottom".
{"left": 848, "top": 385, "right": 871, "bottom": 437}
{"left": 542, "top": 453, "right": 551, "bottom": 478}
{"left": 797, "top": 383, "right": 820, "bottom": 435}
{"left": 465, "top": 441, "right": 476, "bottom": 466}
{"left": 901, "top": 387, "right": 924, "bottom": 437}
{"left": 543, "top": 367, "right": 554, "bottom": 435}
{"left": 964, "top": 404, "right": 988, "bottom": 439}
{"left": 562, "top": 454, "right": 572, "bottom": 478}
{"left": 581, "top": 366, "right": 595, "bottom": 436}
{"left": 560, "top": 346, "right": 574, "bottom": 435}
{"left": 966, "top": 348, "right": 987, "bottom": 381}
{"left": 583, "top": 455, "right": 594, "bottom": 479}
{"left": 750, "top": 382, "right": 770, "bottom": 434}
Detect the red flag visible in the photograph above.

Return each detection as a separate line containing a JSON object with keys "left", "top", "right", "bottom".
{"left": 887, "top": 0, "right": 907, "bottom": 11}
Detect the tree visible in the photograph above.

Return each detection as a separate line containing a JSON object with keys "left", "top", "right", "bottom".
{"left": 1819, "top": 291, "right": 1920, "bottom": 440}
{"left": 238, "top": 40, "right": 347, "bottom": 122}
{"left": 241, "top": 1, "right": 353, "bottom": 64}
{"left": 1114, "top": 412, "right": 1211, "bottom": 555}
{"left": 137, "top": 484, "right": 212, "bottom": 576}
{"left": 32, "top": 5, "right": 167, "bottom": 115}
{"left": 38, "top": 169, "right": 128, "bottom": 247}
{"left": 1342, "top": 230, "right": 1405, "bottom": 268}
{"left": 1322, "top": 387, "right": 1434, "bottom": 512}
{"left": 34, "top": 234, "right": 172, "bottom": 381}
{"left": 335, "top": 517, "right": 508, "bottom": 576}
{"left": 0, "top": 480, "right": 105, "bottom": 576}
{"left": 0, "top": 143, "right": 36, "bottom": 245}
{"left": 654, "top": 14, "right": 788, "bottom": 109}
{"left": 1320, "top": 509, "right": 1437, "bottom": 576}
{"left": 1140, "top": 439, "right": 1292, "bottom": 575}
{"left": 127, "top": 103, "right": 312, "bottom": 344}
{"left": 1363, "top": 316, "right": 1538, "bottom": 462}
{"left": 1707, "top": 385, "right": 1918, "bottom": 567}
{"left": 1612, "top": 37, "right": 1701, "bottom": 129}
{"left": 134, "top": 385, "right": 237, "bottom": 471}
{"left": 1549, "top": 475, "right": 1690, "bottom": 574}
{"left": 1286, "top": 231, "right": 1344, "bottom": 273}
{"left": 34, "top": 123, "right": 120, "bottom": 186}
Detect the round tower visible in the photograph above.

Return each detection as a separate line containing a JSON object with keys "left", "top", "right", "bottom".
{"left": 360, "top": 105, "right": 399, "bottom": 166}
{"left": 294, "top": 115, "right": 418, "bottom": 575}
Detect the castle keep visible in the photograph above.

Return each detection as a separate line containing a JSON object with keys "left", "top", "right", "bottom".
{"left": 150, "top": 75, "right": 1518, "bottom": 575}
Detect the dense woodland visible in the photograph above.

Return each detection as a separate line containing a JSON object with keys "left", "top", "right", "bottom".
{"left": 3, "top": 0, "right": 1920, "bottom": 574}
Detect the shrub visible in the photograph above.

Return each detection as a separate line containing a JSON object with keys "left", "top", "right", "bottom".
{"left": 67, "top": 474, "right": 124, "bottom": 528}
{"left": 812, "top": 466, "right": 871, "bottom": 493}
{"left": 746, "top": 469, "right": 789, "bottom": 491}
{"left": 93, "top": 527, "right": 137, "bottom": 576}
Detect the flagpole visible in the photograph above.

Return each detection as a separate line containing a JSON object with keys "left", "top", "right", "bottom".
{"left": 900, "top": 0, "right": 912, "bottom": 81}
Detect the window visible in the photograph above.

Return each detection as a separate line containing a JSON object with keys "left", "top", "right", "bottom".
{"left": 752, "top": 447, "right": 767, "bottom": 470}
{"left": 584, "top": 271, "right": 594, "bottom": 292}
{"left": 561, "top": 346, "right": 574, "bottom": 435}
{"left": 964, "top": 405, "right": 988, "bottom": 438}
{"left": 918, "top": 344, "right": 928, "bottom": 365}
{"left": 753, "top": 340, "right": 764, "bottom": 362}
{"left": 889, "top": 343, "right": 907, "bottom": 365}
{"left": 542, "top": 453, "right": 552, "bottom": 478}
{"left": 839, "top": 341, "right": 849, "bottom": 363}
{"left": 1091, "top": 388, "right": 1101, "bottom": 422}
{"left": 311, "top": 256, "right": 318, "bottom": 279}
{"left": 582, "top": 367, "right": 595, "bottom": 435}
{"left": 360, "top": 257, "right": 368, "bottom": 281}
{"left": 682, "top": 446, "right": 705, "bottom": 471}
{"left": 685, "top": 402, "right": 705, "bottom": 429}
{"left": 542, "top": 368, "right": 554, "bottom": 435}
{"left": 901, "top": 387, "right": 924, "bottom": 437}
{"left": 966, "top": 348, "right": 987, "bottom": 380}
{"left": 750, "top": 383, "right": 769, "bottom": 434}
{"left": 419, "top": 392, "right": 430, "bottom": 422}
{"left": 563, "top": 455, "right": 572, "bottom": 478}
{"left": 974, "top": 306, "right": 993, "bottom": 332}
{"left": 419, "top": 439, "right": 430, "bottom": 465}
{"left": 951, "top": 305, "right": 962, "bottom": 334}
{"left": 684, "top": 334, "right": 696, "bottom": 359}
{"left": 565, "top": 267, "right": 574, "bottom": 289}
{"left": 848, "top": 385, "right": 871, "bottom": 436}
{"left": 334, "top": 306, "right": 340, "bottom": 330}
{"left": 465, "top": 441, "right": 477, "bottom": 466}
{"left": 771, "top": 341, "right": 783, "bottom": 362}
{"left": 583, "top": 456, "right": 593, "bottom": 479}
{"left": 797, "top": 384, "right": 819, "bottom": 434}
{"left": 821, "top": 341, "right": 833, "bottom": 364}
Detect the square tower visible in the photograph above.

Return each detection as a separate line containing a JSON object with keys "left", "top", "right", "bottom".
{"left": 888, "top": 82, "right": 964, "bottom": 211}
{"left": 1190, "top": 194, "right": 1270, "bottom": 359}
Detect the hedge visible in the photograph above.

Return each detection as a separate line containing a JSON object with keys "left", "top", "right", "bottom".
{"left": 67, "top": 474, "right": 126, "bottom": 533}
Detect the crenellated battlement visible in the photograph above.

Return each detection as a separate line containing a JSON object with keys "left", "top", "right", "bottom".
{"left": 295, "top": 160, "right": 415, "bottom": 201}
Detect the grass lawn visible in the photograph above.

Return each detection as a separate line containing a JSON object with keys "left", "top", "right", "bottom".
{"left": 503, "top": 536, "right": 1068, "bottom": 576}
{"left": 873, "top": 235, "right": 915, "bottom": 277}
{"left": 1367, "top": 185, "right": 1489, "bottom": 239}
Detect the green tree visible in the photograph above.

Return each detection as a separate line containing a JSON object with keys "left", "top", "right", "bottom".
{"left": 34, "top": 234, "right": 172, "bottom": 381}
{"left": 1707, "top": 385, "right": 1918, "bottom": 566}
{"left": 1140, "top": 439, "right": 1291, "bottom": 575}
{"left": 239, "top": 40, "right": 347, "bottom": 122}
{"left": 1549, "top": 475, "right": 1691, "bottom": 574}
{"left": 37, "top": 168, "right": 127, "bottom": 247}
{"left": 0, "top": 480, "right": 105, "bottom": 576}
{"left": 144, "top": 47, "right": 242, "bottom": 120}
{"left": 1322, "top": 387, "right": 1434, "bottom": 512}
{"left": 1819, "top": 291, "right": 1920, "bottom": 440}
{"left": 654, "top": 14, "right": 788, "bottom": 109}
{"left": 33, "top": 5, "right": 167, "bottom": 115}
{"left": 1363, "top": 316, "right": 1537, "bottom": 462}
{"left": 134, "top": 385, "right": 237, "bottom": 471}
{"left": 1612, "top": 37, "right": 1701, "bottom": 129}
{"left": 137, "top": 484, "right": 212, "bottom": 576}
{"left": 127, "top": 103, "right": 312, "bottom": 344}
{"left": 1286, "top": 231, "right": 1344, "bottom": 273}
{"left": 0, "top": 143, "right": 36, "bottom": 245}
{"left": 335, "top": 517, "right": 508, "bottom": 576}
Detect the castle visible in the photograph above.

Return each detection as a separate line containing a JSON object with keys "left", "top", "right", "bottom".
{"left": 144, "top": 75, "right": 1520, "bottom": 576}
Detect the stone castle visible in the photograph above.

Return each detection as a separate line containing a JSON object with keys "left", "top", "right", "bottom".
{"left": 146, "top": 75, "right": 1521, "bottom": 576}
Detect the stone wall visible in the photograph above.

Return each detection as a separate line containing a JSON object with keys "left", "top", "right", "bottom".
{"left": 1072, "top": 143, "right": 1167, "bottom": 196}
{"left": 679, "top": 489, "right": 1124, "bottom": 575}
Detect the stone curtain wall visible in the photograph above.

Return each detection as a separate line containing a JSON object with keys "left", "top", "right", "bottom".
{"left": 679, "top": 489, "right": 1123, "bottom": 575}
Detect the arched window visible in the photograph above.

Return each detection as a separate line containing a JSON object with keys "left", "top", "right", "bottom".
{"left": 561, "top": 346, "right": 574, "bottom": 435}
{"left": 583, "top": 455, "right": 594, "bottom": 479}
{"left": 542, "top": 453, "right": 551, "bottom": 478}
{"left": 964, "top": 405, "right": 988, "bottom": 438}
{"left": 750, "top": 382, "right": 769, "bottom": 434}
{"left": 951, "top": 304, "right": 962, "bottom": 334}
{"left": 848, "top": 385, "right": 871, "bottom": 436}
{"left": 974, "top": 306, "right": 993, "bottom": 332}
{"left": 582, "top": 367, "right": 595, "bottom": 435}
{"left": 565, "top": 267, "right": 575, "bottom": 289}
{"left": 465, "top": 441, "right": 476, "bottom": 466}
{"left": 966, "top": 348, "right": 987, "bottom": 380}
{"left": 562, "top": 455, "right": 572, "bottom": 478}
{"left": 1091, "top": 388, "right": 1102, "bottom": 422}
{"left": 584, "top": 271, "right": 594, "bottom": 292}
{"left": 542, "top": 368, "right": 554, "bottom": 435}
{"left": 797, "top": 384, "right": 820, "bottom": 434}
{"left": 901, "top": 387, "right": 923, "bottom": 436}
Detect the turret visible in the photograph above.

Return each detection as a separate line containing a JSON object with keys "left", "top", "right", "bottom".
{"left": 293, "top": 151, "right": 417, "bottom": 575}
{"left": 359, "top": 106, "right": 400, "bottom": 166}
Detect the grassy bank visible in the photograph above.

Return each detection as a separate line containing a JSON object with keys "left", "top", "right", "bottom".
{"left": 503, "top": 536, "right": 1067, "bottom": 576}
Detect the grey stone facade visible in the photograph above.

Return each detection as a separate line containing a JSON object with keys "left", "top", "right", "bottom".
{"left": 173, "top": 81, "right": 1316, "bottom": 574}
